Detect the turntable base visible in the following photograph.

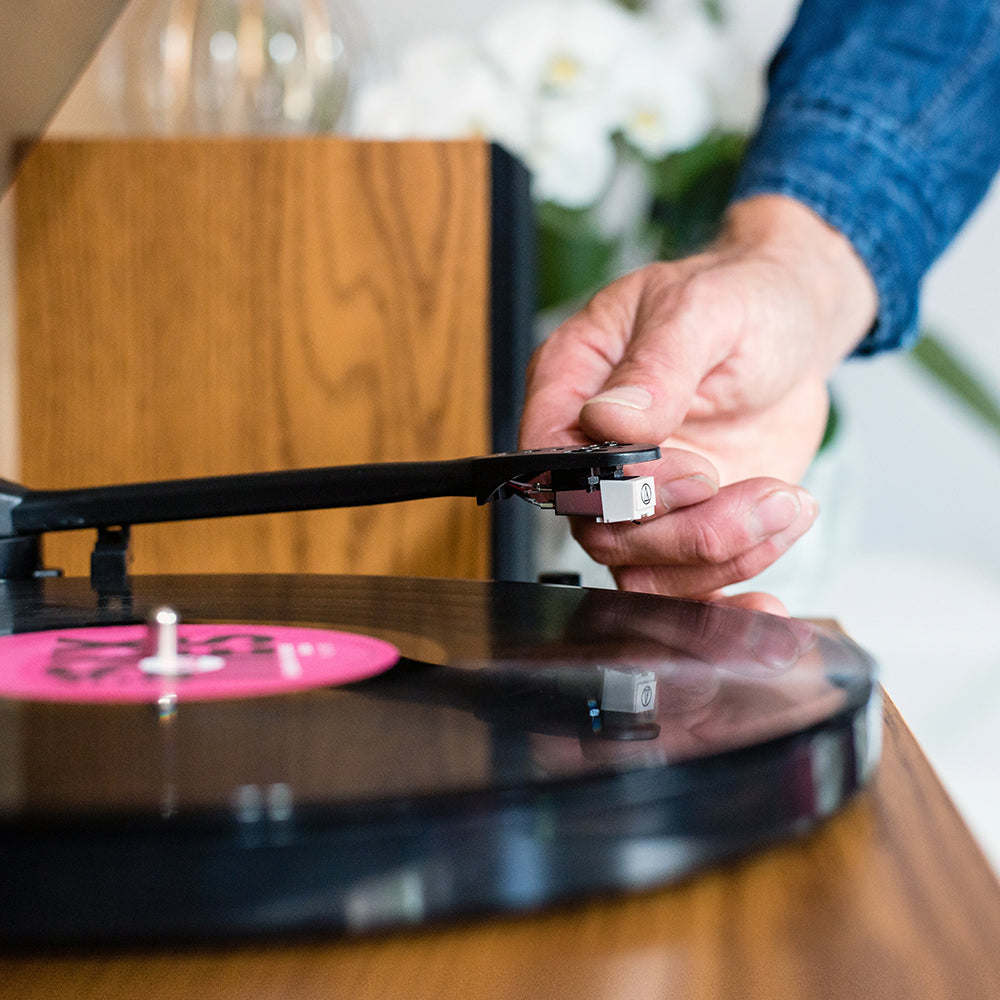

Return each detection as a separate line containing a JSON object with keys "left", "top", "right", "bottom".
{"left": 5, "top": 694, "right": 1000, "bottom": 1000}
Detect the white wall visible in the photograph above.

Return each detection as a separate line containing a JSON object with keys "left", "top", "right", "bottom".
{"left": 822, "top": 181, "right": 1000, "bottom": 871}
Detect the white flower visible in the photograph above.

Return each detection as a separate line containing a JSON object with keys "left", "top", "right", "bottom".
{"left": 350, "top": 0, "right": 737, "bottom": 209}
{"left": 482, "top": 0, "right": 641, "bottom": 102}
{"left": 530, "top": 97, "right": 617, "bottom": 208}
{"left": 610, "top": 33, "right": 714, "bottom": 158}
{"left": 353, "top": 33, "right": 530, "bottom": 152}
{"left": 648, "top": 0, "right": 763, "bottom": 129}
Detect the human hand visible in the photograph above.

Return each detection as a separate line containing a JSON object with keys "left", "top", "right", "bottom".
{"left": 519, "top": 195, "right": 878, "bottom": 607}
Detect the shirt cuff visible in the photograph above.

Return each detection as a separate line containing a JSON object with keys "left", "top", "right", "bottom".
{"left": 730, "top": 94, "right": 928, "bottom": 356}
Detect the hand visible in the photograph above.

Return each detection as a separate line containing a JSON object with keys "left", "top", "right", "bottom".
{"left": 519, "top": 195, "right": 878, "bottom": 608}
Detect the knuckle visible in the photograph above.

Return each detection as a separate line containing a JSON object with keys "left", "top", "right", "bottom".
{"left": 676, "top": 269, "right": 746, "bottom": 340}
{"left": 725, "top": 548, "right": 774, "bottom": 587}
{"left": 686, "top": 519, "right": 733, "bottom": 565}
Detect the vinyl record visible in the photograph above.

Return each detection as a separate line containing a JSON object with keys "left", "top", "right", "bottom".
{"left": 0, "top": 574, "right": 879, "bottom": 945}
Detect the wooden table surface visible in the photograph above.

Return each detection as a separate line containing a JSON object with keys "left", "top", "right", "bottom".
{"left": 5, "top": 692, "right": 1000, "bottom": 999}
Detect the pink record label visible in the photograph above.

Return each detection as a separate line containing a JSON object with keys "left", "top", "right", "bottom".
{"left": 0, "top": 624, "right": 400, "bottom": 703}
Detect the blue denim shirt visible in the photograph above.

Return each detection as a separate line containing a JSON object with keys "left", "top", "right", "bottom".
{"left": 731, "top": 0, "right": 1000, "bottom": 354}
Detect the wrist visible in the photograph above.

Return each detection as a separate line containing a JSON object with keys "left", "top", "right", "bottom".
{"left": 719, "top": 194, "right": 879, "bottom": 368}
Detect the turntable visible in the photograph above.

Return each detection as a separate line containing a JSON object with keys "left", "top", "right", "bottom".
{"left": 0, "top": 440, "right": 881, "bottom": 943}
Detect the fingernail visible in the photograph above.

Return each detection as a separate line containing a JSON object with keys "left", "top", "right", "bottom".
{"left": 659, "top": 473, "right": 718, "bottom": 511}
{"left": 582, "top": 386, "right": 654, "bottom": 411}
{"left": 749, "top": 490, "right": 802, "bottom": 541}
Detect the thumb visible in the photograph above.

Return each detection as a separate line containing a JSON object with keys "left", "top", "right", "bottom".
{"left": 577, "top": 321, "right": 713, "bottom": 446}
{"left": 575, "top": 262, "right": 731, "bottom": 445}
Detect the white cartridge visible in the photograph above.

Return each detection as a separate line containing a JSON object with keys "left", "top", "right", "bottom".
{"left": 598, "top": 476, "right": 656, "bottom": 523}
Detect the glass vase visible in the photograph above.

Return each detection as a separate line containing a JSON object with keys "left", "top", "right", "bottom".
{"left": 103, "top": 0, "right": 368, "bottom": 134}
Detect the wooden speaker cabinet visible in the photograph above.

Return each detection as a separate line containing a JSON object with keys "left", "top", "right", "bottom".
{"left": 15, "top": 138, "right": 534, "bottom": 581}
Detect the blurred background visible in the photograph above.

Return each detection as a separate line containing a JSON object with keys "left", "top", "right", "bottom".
{"left": 5, "top": 0, "right": 1000, "bottom": 865}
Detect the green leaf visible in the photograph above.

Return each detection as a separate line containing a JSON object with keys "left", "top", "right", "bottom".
{"left": 819, "top": 395, "right": 841, "bottom": 454}
{"left": 646, "top": 132, "right": 747, "bottom": 202}
{"left": 536, "top": 202, "right": 619, "bottom": 311}
{"left": 700, "top": 0, "right": 725, "bottom": 25}
{"left": 909, "top": 332, "right": 1000, "bottom": 442}
{"left": 646, "top": 132, "right": 747, "bottom": 259}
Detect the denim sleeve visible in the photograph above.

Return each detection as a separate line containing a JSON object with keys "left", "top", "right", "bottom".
{"left": 730, "top": 0, "right": 1000, "bottom": 354}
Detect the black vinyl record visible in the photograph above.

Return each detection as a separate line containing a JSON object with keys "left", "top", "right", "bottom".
{"left": 0, "top": 574, "right": 879, "bottom": 945}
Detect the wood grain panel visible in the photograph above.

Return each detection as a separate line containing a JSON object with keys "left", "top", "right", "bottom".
{"left": 16, "top": 138, "right": 493, "bottom": 578}
{"left": 4, "top": 695, "right": 1000, "bottom": 998}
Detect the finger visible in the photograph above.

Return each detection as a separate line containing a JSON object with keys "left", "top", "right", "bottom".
{"left": 702, "top": 590, "right": 790, "bottom": 617}
{"left": 628, "top": 446, "right": 720, "bottom": 517}
{"left": 519, "top": 309, "right": 635, "bottom": 449}
{"left": 574, "top": 481, "right": 818, "bottom": 598}
{"left": 610, "top": 513, "right": 815, "bottom": 599}
{"left": 574, "top": 479, "right": 816, "bottom": 566}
